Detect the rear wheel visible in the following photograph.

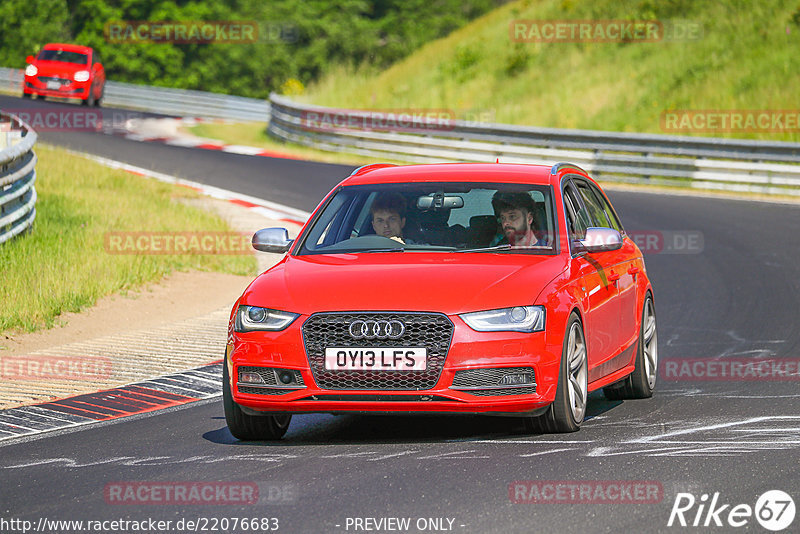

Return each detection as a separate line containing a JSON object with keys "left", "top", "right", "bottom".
{"left": 525, "top": 313, "right": 587, "bottom": 433}
{"left": 94, "top": 85, "right": 103, "bottom": 107}
{"left": 223, "top": 358, "right": 291, "bottom": 440}
{"left": 22, "top": 92, "right": 31, "bottom": 99}
{"left": 604, "top": 293, "right": 657, "bottom": 400}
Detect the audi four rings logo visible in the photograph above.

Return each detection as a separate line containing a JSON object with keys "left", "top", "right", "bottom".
{"left": 349, "top": 320, "right": 405, "bottom": 339}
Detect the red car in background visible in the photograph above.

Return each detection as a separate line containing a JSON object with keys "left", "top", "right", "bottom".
{"left": 23, "top": 43, "right": 105, "bottom": 106}
{"left": 224, "top": 163, "right": 658, "bottom": 440}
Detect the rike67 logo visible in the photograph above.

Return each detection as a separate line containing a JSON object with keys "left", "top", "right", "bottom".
{"left": 668, "top": 490, "right": 795, "bottom": 531}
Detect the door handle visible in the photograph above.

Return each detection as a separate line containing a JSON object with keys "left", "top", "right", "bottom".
{"left": 628, "top": 265, "right": 640, "bottom": 275}
{"left": 607, "top": 271, "right": 620, "bottom": 282}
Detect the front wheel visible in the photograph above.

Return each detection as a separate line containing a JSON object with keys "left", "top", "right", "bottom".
{"left": 94, "top": 84, "right": 104, "bottom": 107}
{"left": 22, "top": 92, "right": 32, "bottom": 99}
{"left": 604, "top": 293, "right": 657, "bottom": 400}
{"left": 223, "top": 358, "right": 291, "bottom": 440}
{"left": 524, "top": 312, "right": 588, "bottom": 433}
{"left": 82, "top": 88, "right": 95, "bottom": 107}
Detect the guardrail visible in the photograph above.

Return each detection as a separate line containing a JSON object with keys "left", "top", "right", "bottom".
{"left": 268, "top": 94, "right": 800, "bottom": 197}
{"left": 0, "top": 112, "right": 37, "bottom": 244}
{"left": 0, "top": 67, "right": 270, "bottom": 122}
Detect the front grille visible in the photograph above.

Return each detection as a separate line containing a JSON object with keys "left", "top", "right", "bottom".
{"left": 37, "top": 76, "right": 70, "bottom": 85}
{"left": 451, "top": 367, "right": 536, "bottom": 396}
{"left": 302, "top": 312, "right": 454, "bottom": 390}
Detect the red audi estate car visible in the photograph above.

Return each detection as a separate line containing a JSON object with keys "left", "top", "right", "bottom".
{"left": 23, "top": 43, "right": 105, "bottom": 106}
{"left": 224, "top": 163, "right": 657, "bottom": 439}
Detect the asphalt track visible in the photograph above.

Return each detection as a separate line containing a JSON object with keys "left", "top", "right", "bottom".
{"left": 2, "top": 95, "right": 800, "bottom": 533}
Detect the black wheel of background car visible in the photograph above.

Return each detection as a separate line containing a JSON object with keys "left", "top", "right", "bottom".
{"left": 83, "top": 88, "right": 95, "bottom": 107}
{"left": 22, "top": 92, "right": 31, "bottom": 99}
{"left": 35, "top": 94, "right": 45, "bottom": 100}
{"left": 223, "top": 357, "right": 291, "bottom": 440}
{"left": 603, "top": 293, "right": 657, "bottom": 400}
{"left": 524, "top": 312, "right": 587, "bottom": 433}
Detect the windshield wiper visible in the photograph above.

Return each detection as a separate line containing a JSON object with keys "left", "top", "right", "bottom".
{"left": 357, "top": 247, "right": 406, "bottom": 253}
{"left": 454, "top": 244, "right": 512, "bottom": 253}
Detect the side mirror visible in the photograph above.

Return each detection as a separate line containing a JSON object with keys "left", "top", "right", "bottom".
{"left": 26, "top": 55, "right": 34, "bottom": 63}
{"left": 252, "top": 228, "right": 293, "bottom": 253}
{"left": 574, "top": 227, "right": 622, "bottom": 253}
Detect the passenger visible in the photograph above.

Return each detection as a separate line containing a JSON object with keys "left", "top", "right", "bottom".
{"left": 490, "top": 191, "right": 544, "bottom": 247}
{"left": 371, "top": 193, "right": 408, "bottom": 241}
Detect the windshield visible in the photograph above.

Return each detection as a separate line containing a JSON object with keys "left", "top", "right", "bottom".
{"left": 298, "top": 182, "right": 557, "bottom": 255}
{"left": 37, "top": 49, "right": 88, "bottom": 65}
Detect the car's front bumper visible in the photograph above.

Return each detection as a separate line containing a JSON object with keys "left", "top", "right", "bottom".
{"left": 227, "top": 314, "right": 562, "bottom": 416}
{"left": 24, "top": 76, "right": 92, "bottom": 99}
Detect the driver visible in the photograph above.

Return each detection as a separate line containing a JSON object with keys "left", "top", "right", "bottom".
{"left": 490, "top": 191, "right": 544, "bottom": 247}
{"left": 371, "top": 193, "right": 408, "bottom": 241}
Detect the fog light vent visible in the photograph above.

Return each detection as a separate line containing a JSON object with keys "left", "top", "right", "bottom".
{"left": 450, "top": 367, "right": 536, "bottom": 396}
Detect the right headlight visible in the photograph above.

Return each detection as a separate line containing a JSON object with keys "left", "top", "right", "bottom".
{"left": 73, "top": 70, "right": 91, "bottom": 82}
{"left": 460, "top": 305, "right": 545, "bottom": 333}
{"left": 234, "top": 305, "right": 299, "bottom": 333}
{"left": 25, "top": 64, "right": 38, "bottom": 77}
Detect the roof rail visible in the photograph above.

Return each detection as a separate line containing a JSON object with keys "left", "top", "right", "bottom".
{"left": 550, "top": 162, "right": 588, "bottom": 175}
{"left": 349, "top": 163, "right": 397, "bottom": 176}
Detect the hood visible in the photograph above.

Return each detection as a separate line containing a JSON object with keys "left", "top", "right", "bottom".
{"left": 31, "top": 60, "right": 86, "bottom": 77}
{"left": 242, "top": 252, "right": 568, "bottom": 316}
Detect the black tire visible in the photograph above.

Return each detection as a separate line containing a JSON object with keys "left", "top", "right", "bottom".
{"left": 604, "top": 293, "right": 657, "bottom": 400}
{"left": 22, "top": 92, "right": 31, "bottom": 99}
{"left": 524, "top": 312, "right": 587, "bottom": 433}
{"left": 83, "top": 88, "right": 94, "bottom": 107}
{"left": 94, "top": 85, "right": 103, "bottom": 107}
{"left": 36, "top": 94, "right": 45, "bottom": 100}
{"left": 223, "top": 358, "right": 291, "bottom": 440}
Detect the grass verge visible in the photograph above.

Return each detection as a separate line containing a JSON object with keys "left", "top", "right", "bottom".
{"left": 0, "top": 144, "right": 255, "bottom": 334}
{"left": 301, "top": 0, "right": 800, "bottom": 142}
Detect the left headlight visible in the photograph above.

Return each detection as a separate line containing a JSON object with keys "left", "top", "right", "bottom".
{"left": 74, "top": 70, "right": 91, "bottom": 82}
{"left": 234, "top": 305, "right": 299, "bottom": 332}
{"left": 460, "top": 305, "right": 545, "bottom": 333}
{"left": 25, "top": 64, "right": 38, "bottom": 77}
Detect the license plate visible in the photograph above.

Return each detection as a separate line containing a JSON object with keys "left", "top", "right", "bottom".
{"left": 46, "top": 81, "right": 61, "bottom": 90}
{"left": 324, "top": 347, "right": 427, "bottom": 371}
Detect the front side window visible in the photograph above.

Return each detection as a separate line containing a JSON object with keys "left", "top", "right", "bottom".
{"left": 298, "top": 182, "right": 556, "bottom": 254}
{"left": 563, "top": 183, "right": 590, "bottom": 241}
{"left": 575, "top": 180, "right": 622, "bottom": 232}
